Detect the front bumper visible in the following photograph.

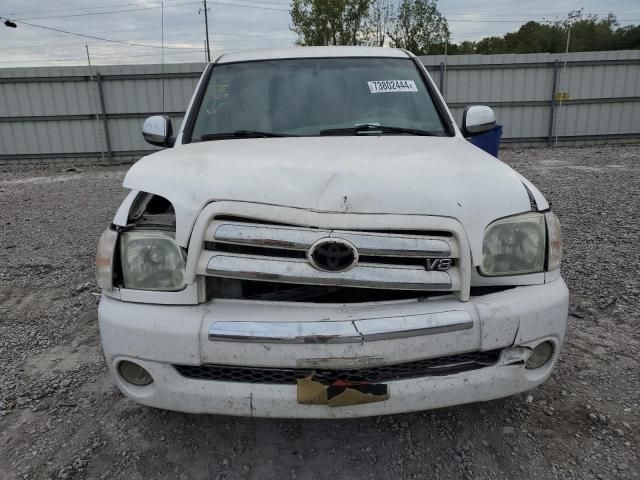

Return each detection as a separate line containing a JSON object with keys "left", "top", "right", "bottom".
{"left": 98, "top": 278, "right": 569, "bottom": 418}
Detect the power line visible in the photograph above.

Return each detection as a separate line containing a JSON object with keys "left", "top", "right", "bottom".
{"left": 4, "top": 21, "right": 293, "bottom": 50}
{"left": 14, "top": 20, "right": 204, "bottom": 49}
{"left": 441, "top": 11, "right": 640, "bottom": 17}
{"left": 208, "top": 1, "right": 289, "bottom": 12}
{"left": 3, "top": 0, "right": 289, "bottom": 23}
{"left": 5, "top": 2, "right": 637, "bottom": 20}
{"left": 7, "top": 18, "right": 205, "bottom": 44}
{"left": 208, "top": 0, "right": 290, "bottom": 8}
{"left": 57, "top": 0, "right": 138, "bottom": 33}
{"left": 0, "top": 49, "right": 207, "bottom": 65}
{"left": 4, "top": 3, "right": 636, "bottom": 67}
{"left": 447, "top": 18, "right": 640, "bottom": 23}
{"left": 14, "top": 1, "right": 202, "bottom": 21}
{"left": 6, "top": 30, "right": 294, "bottom": 50}
{"left": 1, "top": 0, "right": 202, "bottom": 17}
{"left": 17, "top": 6, "right": 167, "bottom": 21}
{"left": 7, "top": 13, "right": 636, "bottom": 48}
{"left": 3, "top": 1, "right": 153, "bottom": 17}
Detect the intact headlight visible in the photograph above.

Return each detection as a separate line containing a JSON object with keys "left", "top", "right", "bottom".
{"left": 481, "top": 213, "right": 546, "bottom": 276}
{"left": 120, "top": 230, "right": 186, "bottom": 291}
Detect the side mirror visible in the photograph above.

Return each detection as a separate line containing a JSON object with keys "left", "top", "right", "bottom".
{"left": 462, "top": 105, "right": 496, "bottom": 136}
{"left": 142, "top": 115, "right": 174, "bottom": 147}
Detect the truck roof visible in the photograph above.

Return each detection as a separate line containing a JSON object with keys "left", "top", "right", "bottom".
{"left": 216, "top": 46, "right": 411, "bottom": 64}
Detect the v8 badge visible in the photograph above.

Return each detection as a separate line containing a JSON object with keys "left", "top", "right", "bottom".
{"left": 425, "top": 258, "right": 452, "bottom": 271}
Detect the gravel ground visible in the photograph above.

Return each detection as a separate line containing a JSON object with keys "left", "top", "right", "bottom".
{"left": 0, "top": 144, "right": 638, "bottom": 480}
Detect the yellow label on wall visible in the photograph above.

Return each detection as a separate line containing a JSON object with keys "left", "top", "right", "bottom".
{"left": 555, "top": 92, "right": 570, "bottom": 101}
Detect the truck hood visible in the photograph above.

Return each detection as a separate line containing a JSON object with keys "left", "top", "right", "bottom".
{"left": 123, "top": 136, "right": 536, "bottom": 259}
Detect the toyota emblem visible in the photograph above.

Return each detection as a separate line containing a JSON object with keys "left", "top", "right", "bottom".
{"left": 308, "top": 238, "right": 358, "bottom": 272}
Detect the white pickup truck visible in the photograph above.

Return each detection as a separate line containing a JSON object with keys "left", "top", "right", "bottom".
{"left": 96, "top": 47, "right": 568, "bottom": 418}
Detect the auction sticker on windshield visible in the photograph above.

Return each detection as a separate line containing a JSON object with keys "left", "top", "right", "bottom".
{"left": 368, "top": 80, "right": 418, "bottom": 93}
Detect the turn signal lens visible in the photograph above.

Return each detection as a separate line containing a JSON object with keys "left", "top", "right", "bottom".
{"left": 96, "top": 228, "right": 119, "bottom": 291}
{"left": 525, "top": 341, "right": 554, "bottom": 369}
{"left": 118, "top": 360, "right": 153, "bottom": 386}
{"left": 545, "top": 212, "right": 562, "bottom": 270}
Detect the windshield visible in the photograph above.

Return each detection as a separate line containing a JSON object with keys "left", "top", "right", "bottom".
{"left": 189, "top": 57, "right": 449, "bottom": 140}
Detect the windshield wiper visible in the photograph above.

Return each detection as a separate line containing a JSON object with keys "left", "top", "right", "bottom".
{"left": 320, "top": 124, "right": 442, "bottom": 137}
{"left": 198, "top": 130, "right": 294, "bottom": 141}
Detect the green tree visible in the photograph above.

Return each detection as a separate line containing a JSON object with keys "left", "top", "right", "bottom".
{"left": 613, "top": 24, "right": 640, "bottom": 50}
{"left": 473, "top": 36, "right": 506, "bottom": 54}
{"left": 289, "top": 3, "right": 638, "bottom": 54}
{"left": 448, "top": 40, "right": 476, "bottom": 54}
{"left": 554, "top": 11, "right": 618, "bottom": 52}
{"left": 290, "top": 0, "right": 372, "bottom": 46}
{"left": 500, "top": 22, "right": 563, "bottom": 53}
{"left": 388, "top": 0, "right": 448, "bottom": 54}
{"left": 448, "top": 10, "right": 637, "bottom": 55}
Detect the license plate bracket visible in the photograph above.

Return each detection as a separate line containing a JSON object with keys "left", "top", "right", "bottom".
{"left": 297, "top": 377, "right": 390, "bottom": 407}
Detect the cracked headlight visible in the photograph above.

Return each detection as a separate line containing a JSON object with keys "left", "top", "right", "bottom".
{"left": 481, "top": 213, "right": 546, "bottom": 276}
{"left": 120, "top": 230, "right": 186, "bottom": 291}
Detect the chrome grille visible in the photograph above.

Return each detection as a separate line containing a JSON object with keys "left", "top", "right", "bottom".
{"left": 197, "top": 218, "right": 465, "bottom": 295}
{"left": 213, "top": 223, "right": 453, "bottom": 257}
{"left": 174, "top": 350, "right": 502, "bottom": 385}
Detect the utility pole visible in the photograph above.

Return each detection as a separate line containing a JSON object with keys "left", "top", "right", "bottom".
{"left": 554, "top": 26, "right": 571, "bottom": 146}
{"left": 199, "top": 0, "right": 211, "bottom": 62}
{"left": 85, "top": 45, "right": 105, "bottom": 161}
{"left": 161, "top": 1, "right": 165, "bottom": 113}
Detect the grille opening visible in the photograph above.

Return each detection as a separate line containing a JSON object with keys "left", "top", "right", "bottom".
{"left": 470, "top": 286, "right": 516, "bottom": 296}
{"left": 206, "top": 279, "right": 513, "bottom": 303}
{"left": 174, "top": 350, "right": 502, "bottom": 385}
{"left": 206, "top": 278, "right": 451, "bottom": 303}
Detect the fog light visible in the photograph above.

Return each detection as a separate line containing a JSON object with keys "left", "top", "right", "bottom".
{"left": 118, "top": 360, "right": 153, "bottom": 386}
{"left": 525, "top": 341, "right": 554, "bottom": 369}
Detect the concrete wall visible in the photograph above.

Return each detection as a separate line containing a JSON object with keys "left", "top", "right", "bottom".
{"left": 1, "top": 50, "right": 639, "bottom": 162}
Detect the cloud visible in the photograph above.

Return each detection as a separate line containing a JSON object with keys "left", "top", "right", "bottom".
{"left": 1, "top": 0, "right": 296, "bottom": 66}
{"left": 0, "top": 0, "right": 636, "bottom": 67}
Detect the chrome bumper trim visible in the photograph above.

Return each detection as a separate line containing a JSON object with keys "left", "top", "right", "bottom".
{"left": 354, "top": 310, "right": 473, "bottom": 341}
{"left": 208, "top": 310, "right": 473, "bottom": 344}
{"left": 204, "top": 252, "right": 453, "bottom": 290}
{"left": 208, "top": 321, "right": 362, "bottom": 344}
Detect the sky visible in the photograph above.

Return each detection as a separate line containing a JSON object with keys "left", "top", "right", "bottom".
{"left": 0, "top": 0, "right": 638, "bottom": 67}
